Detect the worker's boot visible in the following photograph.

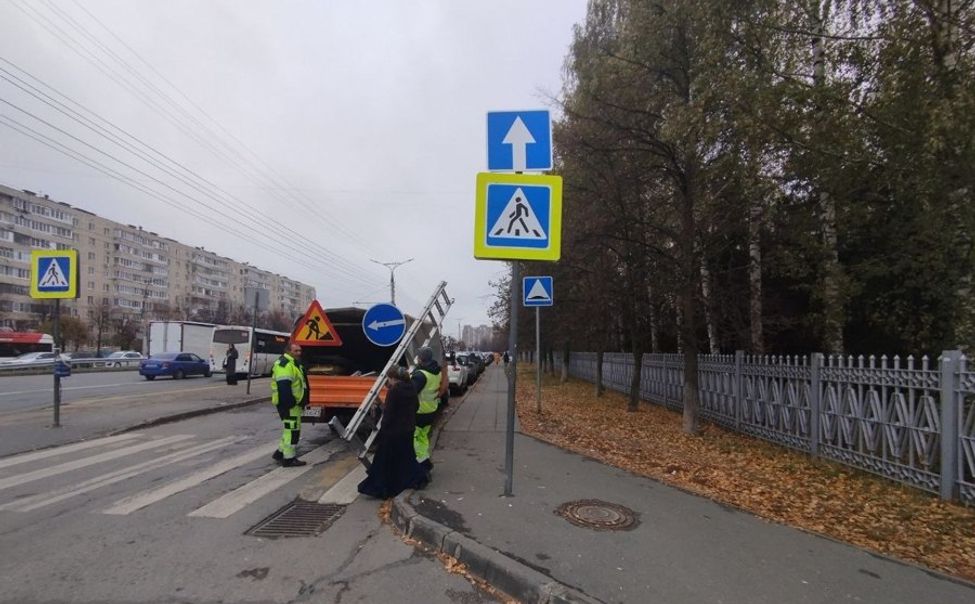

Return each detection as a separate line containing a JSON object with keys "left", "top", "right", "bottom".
{"left": 272, "top": 450, "right": 283, "bottom": 462}
{"left": 281, "top": 457, "right": 307, "bottom": 467}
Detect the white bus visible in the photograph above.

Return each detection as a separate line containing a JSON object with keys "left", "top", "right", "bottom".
{"left": 209, "top": 326, "right": 290, "bottom": 377}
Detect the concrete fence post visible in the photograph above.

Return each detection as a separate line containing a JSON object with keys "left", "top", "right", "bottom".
{"left": 810, "top": 353, "right": 823, "bottom": 458}
{"left": 940, "top": 350, "right": 962, "bottom": 501}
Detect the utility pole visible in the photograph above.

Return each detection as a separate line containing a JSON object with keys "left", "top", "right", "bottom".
{"left": 369, "top": 258, "right": 413, "bottom": 306}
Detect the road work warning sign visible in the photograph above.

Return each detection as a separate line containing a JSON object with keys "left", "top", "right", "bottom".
{"left": 292, "top": 300, "right": 343, "bottom": 347}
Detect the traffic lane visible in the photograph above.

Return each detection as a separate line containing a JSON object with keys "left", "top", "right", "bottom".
{"left": 0, "top": 377, "right": 270, "bottom": 457}
{"left": 0, "top": 371, "right": 243, "bottom": 413}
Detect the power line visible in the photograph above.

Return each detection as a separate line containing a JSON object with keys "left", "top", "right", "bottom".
{"left": 0, "top": 112, "right": 371, "bottom": 296}
{"left": 11, "top": 0, "right": 387, "bottom": 282}
{"left": 5, "top": 1, "right": 426, "bottom": 303}
{"left": 0, "top": 60, "right": 382, "bottom": 284}
{"left": 62, "top": 0, "right": 385, "bottom": 257}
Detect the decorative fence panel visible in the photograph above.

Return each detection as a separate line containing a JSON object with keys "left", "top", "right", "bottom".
{"left": 549, "top": 350, "right": 971, "bottom": 503}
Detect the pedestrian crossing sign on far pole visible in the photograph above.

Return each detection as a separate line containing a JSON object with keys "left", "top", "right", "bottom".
{"left": 473, "top": 172, "right": 562, "bottom": 261}
{"left": 29, "top": 250, "right": 79, "bottom": 299}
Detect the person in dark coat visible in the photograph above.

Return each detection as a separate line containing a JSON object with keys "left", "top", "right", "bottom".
{"left": 224, "top": 344, "right": 239, "bottom": 385}
{"left": 357, "top": 365, "right": 427, "bottom": 499}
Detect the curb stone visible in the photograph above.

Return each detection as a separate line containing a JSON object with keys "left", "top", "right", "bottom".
{"left": 108, "top": 396, "right": 269, "bottom": 435}
{"left": 392, "top": 491, "right": 603, "bottom": 604}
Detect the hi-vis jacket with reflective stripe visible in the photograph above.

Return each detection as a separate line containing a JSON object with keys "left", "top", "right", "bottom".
{"left": 416, "top": 368, "right": 441, "bottom": 415}
{"left": 271, "top": 353, "right": 306, "bottom": 408}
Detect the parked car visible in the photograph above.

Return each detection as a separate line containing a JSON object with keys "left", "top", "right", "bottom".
{"left": 139, "top": 352, "right": 212, "bottom": 380}
{"left": 455, "top": 353, "right": 477, "bottom": 386}
{"left": 444, "top": 353, "right": 469, "bottom": 394}
{"left": 0, "top": 351, "right": 68, "bottom": 366}
{"left": 103, "top": 351, "right": 144, "bottom": 367}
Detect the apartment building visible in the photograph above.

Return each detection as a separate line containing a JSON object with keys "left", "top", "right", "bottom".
{"left": 0, "top": 184, "right": 316, "bottom": 331}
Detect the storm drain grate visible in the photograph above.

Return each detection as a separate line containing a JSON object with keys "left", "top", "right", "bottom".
{"left": 246, "top": 501, "right": 346, "bottom": 538}
{"left": 555, "top": 499, "right": 640, "bottom": 531}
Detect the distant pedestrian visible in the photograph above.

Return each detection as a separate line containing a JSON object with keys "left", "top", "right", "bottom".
{"left": 224, "top": 344, "right": 239, "bottom": 385}
{"left": 357, "top": 365, "right": 426, "bottom": 499}
{"left": 503, "top": 351, "right": 510, "bottom": 365}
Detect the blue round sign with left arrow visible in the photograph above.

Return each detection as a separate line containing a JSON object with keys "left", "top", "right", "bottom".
{"left": 362, "top": 303, "right": 406, "bottom": 347}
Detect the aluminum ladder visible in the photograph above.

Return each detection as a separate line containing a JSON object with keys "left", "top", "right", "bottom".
{"left": 329, "top": 281, "right": 453, "bottom": 465}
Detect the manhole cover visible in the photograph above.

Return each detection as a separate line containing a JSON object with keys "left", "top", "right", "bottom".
{"left": 555, "top": 499, "right": 639, "bottom": 531}
{"left": 246, "top": 501, "right": 345, "bottom": 538}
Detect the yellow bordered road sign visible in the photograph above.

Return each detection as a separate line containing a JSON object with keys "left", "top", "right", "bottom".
{"left": 292, "top": 300, "right": 343, "bottom": 347}
{"left": 473, "top": 172, "right": 562, "bottom": 261}
{"left": 29, "top": 249, "right": 79, "bottom": 299}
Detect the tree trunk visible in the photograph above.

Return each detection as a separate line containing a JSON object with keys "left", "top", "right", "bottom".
{"left": 560, "top": 344, "right": 570, "bottom": 384}
{"left": 700, "top": 258, "right": 718, "bottom": 353}
{"left": 648, "top": 284, "right": 659, "bottom": 353}
{"left": 628, "top": 345, "right": 643, "bottom": 412}
{"left": 680, "top": 281, "right": 701, "bottom": 434}
{"left": 595, "top": 348, "right": 605, "bottom": 397}
{"left": 748, "top": 196, "right": 765, "bottom": 354}
{"left": 679, "top": 160, "right": 702, "bottom": 434}
{"left": 812, "top": 5, "right": 844, "bottom": 354}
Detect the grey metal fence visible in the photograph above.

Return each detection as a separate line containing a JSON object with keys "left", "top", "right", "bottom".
{"left": 550, "top": 351, "right": 975, "bottom": 504}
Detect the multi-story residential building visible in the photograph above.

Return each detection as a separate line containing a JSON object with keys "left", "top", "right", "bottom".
{"left": 0, "top": 184, "right": 316, "bottom": 333}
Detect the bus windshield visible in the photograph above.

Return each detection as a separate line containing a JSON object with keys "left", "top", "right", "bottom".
{"left": 212, "top": 329, "right": 250, "bottom": 345}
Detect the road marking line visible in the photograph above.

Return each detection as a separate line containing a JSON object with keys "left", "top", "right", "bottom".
{"left": 0, "top": 437, "right": 238, "bottom": 512}
{"left": 0, "top": 434, "right": 194, "bottom": 492}
{"left": 317, "top": 464, "right": 367, "bottom": 505}
{"left": 0, "top": 433, "right": 142, "bottom": 470}
{"left": 188, "top": 440, "right": 346, "bottom": 518}
{"left": 0, "top": 382, "right": 138, "bottom": 397}
{"left": 102, "top": 443, "right": 279, "bottom": 515}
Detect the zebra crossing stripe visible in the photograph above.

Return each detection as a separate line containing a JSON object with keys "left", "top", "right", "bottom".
{"left": 0, "top": 435, "right": 194, "bottom": 492}
{"left": 0, "top": 433, "right": 142, "bottom": 470}
{"left": 188, "top": 440, "right": 346, "bottom": 518}
{"left": 317, "top": 464, "right": 367, "bottom": 505}
{"left": 0, "top": 437, "right": 239, "bottom": 513}
{"left": 102, "top": 443, "right": 279, "bottom": 515}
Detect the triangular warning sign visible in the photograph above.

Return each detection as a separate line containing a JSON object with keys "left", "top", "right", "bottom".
{"left": 526, "top": 279, "right": 550, "bottom": 301}
{"left": 489, "top": 188, "right": 546, "bottom": 240}
{"left": 292, "top": 300, "right": 343, "bottom": 347}
{"left": 39, "top": 259, "right": 69, "bottom": 288}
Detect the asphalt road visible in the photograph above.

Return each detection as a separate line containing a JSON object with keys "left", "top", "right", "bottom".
{"left": 0, "top": 406, "right": 496, "bottom": 604}
{"left": 0, "top": 370, "right": 236, "bottom": 414}
{"left": 0, "top": 371, "right": 272, "bottom": 457}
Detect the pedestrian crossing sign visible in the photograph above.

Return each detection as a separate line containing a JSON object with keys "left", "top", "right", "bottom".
{"left": 474, "top": 172, "right": 562, "bottom": 261}
{"left": 292, "top": 300, "right": 343, "bottom": 347}
{"left": 29, "top": 249, "right": 79, "bottom": 299}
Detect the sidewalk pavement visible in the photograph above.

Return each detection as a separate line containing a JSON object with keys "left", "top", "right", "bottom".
{"left": 393, "top": 365, "right": 975, "bottom": 604}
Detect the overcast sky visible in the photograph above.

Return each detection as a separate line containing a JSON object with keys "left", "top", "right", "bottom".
{"left": 0, "top": 0, "right": 587, "bottom": 333}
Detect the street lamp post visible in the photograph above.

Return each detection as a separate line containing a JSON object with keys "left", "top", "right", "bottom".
{"left": 369, "top": 258, "right": 413, "bottom": 306}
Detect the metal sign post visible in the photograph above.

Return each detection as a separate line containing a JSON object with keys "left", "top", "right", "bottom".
{"left": 522, "top": 275, "right": 553, "bottom": 414}
{"left": 536, "top": 306, "right": 541, "bottom": 412}
{"left": 246, "top": 288, "right": 258, "bottom": 395}
{"left": 504, "top": 262, "right": 519, "bottom": 496}
{"left": 477, "top": 110, "right": 559, "bottom": 498}
{"left": 30, "top": 249, "right": 78, "bottom": 428}
{"left": 53, "top": 299, "right": 61, "bottom": 427}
